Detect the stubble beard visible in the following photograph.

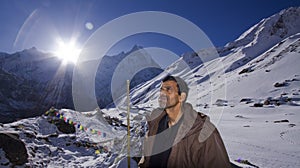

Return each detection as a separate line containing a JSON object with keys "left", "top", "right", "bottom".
{"left": 159, "top": 96, "right": 179, "bottom": 109}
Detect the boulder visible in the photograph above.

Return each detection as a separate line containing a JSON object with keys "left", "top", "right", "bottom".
{"left": 0, "top": 133, "right": 28, "bottom": 165}
{"left": 54, "top": 119, "right": 76, "bottom": 134}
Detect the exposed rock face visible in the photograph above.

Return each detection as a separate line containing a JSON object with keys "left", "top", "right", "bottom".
{"left": 0, "top": 133, "right": 28, "bottom": 165}
{"left": 53, "top": 119, "right": 76, "bottom": 134}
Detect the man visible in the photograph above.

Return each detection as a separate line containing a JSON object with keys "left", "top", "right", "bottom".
{"left": 139, "top": 75, "right": 231, "bottom": 168}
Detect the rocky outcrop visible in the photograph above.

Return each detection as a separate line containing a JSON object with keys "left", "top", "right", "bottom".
{"left": 0, "top": 133, "right": 28, "bottom": 166}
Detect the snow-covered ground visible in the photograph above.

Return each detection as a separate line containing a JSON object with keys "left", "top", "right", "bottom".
{"left": 220, "top": 105, "right": 300, "bottom": 168}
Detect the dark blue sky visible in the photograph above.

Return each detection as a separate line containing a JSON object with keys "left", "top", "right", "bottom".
{"left": 0, "top": 0, "right": 299, "bottom": 56}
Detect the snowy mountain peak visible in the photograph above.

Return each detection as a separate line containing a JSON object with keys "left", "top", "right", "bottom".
{"left": 217, "top": 7, "right": 300, "bottom": 73}
{"left": 130, "top": 44, "right": 143, "bottom": 52}
{"left": 223, "top": 7, "right": 300, "bottom": 53}
{"left": 270, "top": 7, "right": 300, "bottom": 37}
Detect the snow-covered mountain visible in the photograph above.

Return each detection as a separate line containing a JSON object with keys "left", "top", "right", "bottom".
{"left": 0, "top": 6, "right": 300, "bottom": 168}
{"left": 0, "top": 47, "right": 72, "bottom": 123}
{"left": 220, "top": 7, "right": 300, "bottom": 72}
{"left": 0, "top": 46, "right": 162, "bottom": 123}
{"left": 94, "top": 45, "right": 162, "bottom": 109}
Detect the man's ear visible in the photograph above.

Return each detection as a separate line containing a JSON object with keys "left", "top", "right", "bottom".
{"left": 179, "top": 92, "right": 187, "bottom": 102}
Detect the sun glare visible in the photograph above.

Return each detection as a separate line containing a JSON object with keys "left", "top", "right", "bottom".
{"left": 55, "top": 40, "right": 81, "bottom": 64}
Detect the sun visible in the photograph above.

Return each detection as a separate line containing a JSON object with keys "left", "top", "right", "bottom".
{"left": 54, "top": 40, "right": 81, "bottom": 64}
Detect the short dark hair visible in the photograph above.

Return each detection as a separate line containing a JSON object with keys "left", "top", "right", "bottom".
{"left": 162, "top": 75, "right": 189, "bottom": 98}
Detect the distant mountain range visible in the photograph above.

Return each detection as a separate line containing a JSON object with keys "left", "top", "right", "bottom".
{"left": 0, "top": 45, "right": 162, "bottom": 123}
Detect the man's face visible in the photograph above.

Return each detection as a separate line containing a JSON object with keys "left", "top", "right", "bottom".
{"left": 159, "top": 80, "right": 180, "bottom": 109}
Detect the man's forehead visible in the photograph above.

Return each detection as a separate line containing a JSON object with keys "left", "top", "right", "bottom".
{"left": 161, "top": 80, "right": 177, "bottom": 87}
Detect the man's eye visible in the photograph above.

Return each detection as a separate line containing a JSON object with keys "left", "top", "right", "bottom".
{"left": 161, "top": 87, "right": 170, "bottom": 91}
{"left": 165, "top": 87, "right": 173, "bottom": 93}
{"left": 160, "top": 86, "right": 174, "bottom": 93}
